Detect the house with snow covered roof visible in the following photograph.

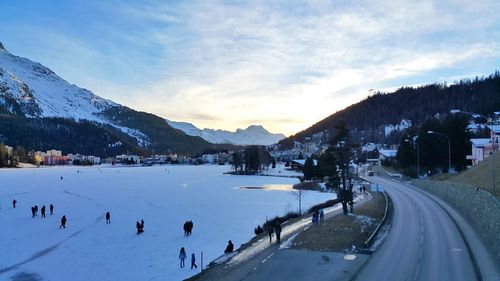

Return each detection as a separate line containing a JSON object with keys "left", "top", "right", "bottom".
{"left": 487, "top": 125, "right": 500, "bottom": 148}
{"left": 466, "top": 125, "right": 500, "bottom": 165}
{"left": 467, "top": 138, "right": 494, "bottom": 165}
{"left": 378, "top": 149, "right": 397, "bottom": 166}
{"left": 291, "top": 159, "right": 317, "bottom": 171}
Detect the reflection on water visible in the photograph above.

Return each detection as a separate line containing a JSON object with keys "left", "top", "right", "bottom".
{"left": 241, "top": 184, "right": 293, "bottom": 191}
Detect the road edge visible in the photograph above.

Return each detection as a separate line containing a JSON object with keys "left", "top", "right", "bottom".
{"left": 405, "top": 182, "right": 484, "bottom": 281}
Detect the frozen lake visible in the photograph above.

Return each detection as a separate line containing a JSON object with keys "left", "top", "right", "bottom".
{"left": 0, "top": 165, "right": 334, "bottom": 280}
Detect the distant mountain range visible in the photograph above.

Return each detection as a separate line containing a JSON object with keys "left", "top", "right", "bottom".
{"left": 0, "top": 42, "right": 241, "bottom": 155}
{"left": 166, "top": 120, "right": 285, "bottom": 145}
{"left": 0, "top": 41, "right": 285, "bottom": 155}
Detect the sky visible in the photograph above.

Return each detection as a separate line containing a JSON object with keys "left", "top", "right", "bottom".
{"left": 0, "top": 0, "right": 499, "bottom": 136}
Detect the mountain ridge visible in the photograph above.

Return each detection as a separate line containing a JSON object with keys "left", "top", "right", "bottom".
{"left": 280, "top": 71, "right": 500, "bottom": 147}
{"left": 166, "top": 120, "right": 285, "bottom": 145}
{"left": 0, "top": 41, "right": 236, "bottom": 155}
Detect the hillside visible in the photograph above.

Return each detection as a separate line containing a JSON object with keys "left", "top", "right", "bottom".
{"left": 450, "top": 151, "right": 500, "bottom": 196}
{"left": 281, "top": 72, "right": 500, "bottom": 146}
{"left": 0, "top": 42, "right": 232, "bottom": 155}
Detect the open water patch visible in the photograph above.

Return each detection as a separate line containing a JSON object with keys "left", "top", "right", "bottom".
{"left": 240, "top": 184, "right": 293, "bottom": 191}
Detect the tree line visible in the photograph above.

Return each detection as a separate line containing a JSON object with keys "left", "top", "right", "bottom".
{"left": 281, "top": 71, "right": 500, "bottom": 148}
{"left": 0, "top": 143, "right": 36, "bottom": 167}
{"left": 396, "top": 114, "right": 472, "bottom": 176}
{"left": 231, "top": 146, "right": 273, "bottom": 174}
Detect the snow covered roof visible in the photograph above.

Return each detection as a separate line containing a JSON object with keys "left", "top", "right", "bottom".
{"left": 470, "top": 138, "right": 491, "bottom": 147}
{"left": 487, "top": 125, "right": 500, "bottom": 133}
{"left": 379, "top": 149, "right": 397, "bottom": 158}
{"left": 292, "top": 159, "right": 318, "bottom": 166}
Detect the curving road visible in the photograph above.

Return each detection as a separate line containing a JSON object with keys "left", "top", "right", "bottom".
{"left": 356, "top": 176, "right": 478, "bottom": 281}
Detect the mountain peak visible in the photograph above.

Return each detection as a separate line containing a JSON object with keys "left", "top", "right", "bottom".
{"left": 246, "top": 125, "right": 266, "bottom": 131}
{"left": 0, "top": 42, "right": 7, "bottom": 52}
{"left": 166, "top": 120, "right": 285, "bottom": 145}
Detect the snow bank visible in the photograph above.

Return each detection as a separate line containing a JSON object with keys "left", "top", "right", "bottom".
{"left": 0, "top": 165, "right": 333, "bottom": 280}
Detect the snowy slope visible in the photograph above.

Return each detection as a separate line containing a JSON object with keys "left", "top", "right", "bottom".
{"left": 166, "top": 120, "right": 286, "bottom": 145}
{"left": 0, "top": 165, "right": 332, "bottom": 281}
{"left": 0, "top": 42, "right": 116, "bottom": 121}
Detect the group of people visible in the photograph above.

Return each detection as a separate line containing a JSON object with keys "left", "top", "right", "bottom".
{"left": 136, "top": 219, "right": 145, "bottom": 234}
{"left": 358, "top": 186, "right": 367, "bottom": 193}
{"left": 29, "top": 203, "right": 54, "bottom": 218}
{"left": 178, "top": 247, "right": 197, "bottom": 269}
{"left": 266, "top": 222, "right": 283, "bottom": 243}
{"left": 183, "top": 220, "right": 194, "bottom": 236}
{"left": 12, "top": 198, "right": 68, "bottom": 228}
{"left": 312, "top": 209, "right": 324, "bottom": 223}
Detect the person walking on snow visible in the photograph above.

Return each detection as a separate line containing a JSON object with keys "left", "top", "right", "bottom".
{"left": 179, "top": 247, "right": 187, "bottom": 268}
{"left": 34, "top": 205, "right": 38, "bottom": 216}
{"left": 319, "top": 209, "right": 324, "bottom": 222}
{"left": 31, "top": 206, "right": 35, "bottom": 218}
{"left": 266, "top": 224, "right": 274, "bottom": 243}
{"left": 191, "top": 253, "right": 198, "bottom": 269}
{"left": 41, "top": 205, "right": 46, "bottom": 218}
{"left": 60, "top": 215, "right": 67, "bottom": 228}
{"left": 12, "top": 199, "right": 16, "bottom": 208}
{"left": 183, "top": 221, "right": 189, "bottom": 236}
{"left": 50, "top": 204, "right": 54, "bottom": 215}
{"left": 136, "top": 221, "right": 141, "bottom": 234}
{"left": 274, "top": 223, "right": 282, "bottom": 243}
{"left": 105, "top": 211, "right": 111, "bottom": 224}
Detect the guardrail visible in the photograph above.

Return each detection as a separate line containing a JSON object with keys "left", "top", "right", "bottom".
{"left": 363, "top": 190, "right": 391, "bottom": 250}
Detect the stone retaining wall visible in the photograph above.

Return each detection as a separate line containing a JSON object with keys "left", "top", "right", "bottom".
{"left": 412, "top": 180, "right": 500, "bottom": 263}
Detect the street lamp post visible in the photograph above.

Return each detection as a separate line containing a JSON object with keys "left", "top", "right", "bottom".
{"left": 427, "top": 131, "right": 451, "bottom": 173}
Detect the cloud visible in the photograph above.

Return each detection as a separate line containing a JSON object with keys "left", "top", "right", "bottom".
{"left": 3, "top": 0, "right": 499, "bottom": 135}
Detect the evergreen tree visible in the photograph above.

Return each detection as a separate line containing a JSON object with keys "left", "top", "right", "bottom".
{"left": 316, "top": 121, "right": 355, "bottom": 215}
{"left": 303, "top": 157, "right": 315, "bottom": 180}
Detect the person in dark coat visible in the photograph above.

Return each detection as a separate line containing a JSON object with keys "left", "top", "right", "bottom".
{"left": 105, "top": 211, "right": 111, "bottom": 224}
{"left": 183, "top": 221, "right": 189, "bottom": 236}
{"left": 34, "top": 205, "right": 38, "bottom": 216}
{"left": 60, "top": 215, "right": 67, "bottom": 228}
{"left": 140, "top": 219, "right": 144, "bottom": 233}
{"left": 179, "top": 247, "right": 187, "bottom": 268}
{"left": 224, "top": 240, "right": 234, "bottom": 253}
{"left": 191, "top": 253, "right": 197, "bottom": 269}
{"left": 266, "top": 224, "right": 274, "bottom": 243}
{"left": 274, "top": 223, "right": 282, "bottom": 243}
{"left": 312, "top": 210, "right": 318, "bottom": 223}
{"left": 31, "top": 206, "right": 35, "bottom": 218}
{"left": 136, "top": 221, "right": 141, "bottom": 234}
{"left": 41, "top": 205, "right": 46, "bottom": 218}
{"left": 187, "top": 220, "right": 193, "bottom": 236}
{"left": 50, "top": 204, "right": 54, "bottom": 215}
{"left": 12, "top": 199, "right": 17, "bottom": 208}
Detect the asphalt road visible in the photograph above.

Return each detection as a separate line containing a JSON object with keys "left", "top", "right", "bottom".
{"left": 356, "top": 176, "right": 478, "bottom": 281}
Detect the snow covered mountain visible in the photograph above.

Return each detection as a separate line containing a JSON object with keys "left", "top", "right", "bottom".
{"left": 166, "top": 120, "right": 286, "bottom": 145}
{"left": 0, "top": 42, "right": 116, "bottom": 120}
{"left": 0, "top": 42, "right": 218, "bottom": 155}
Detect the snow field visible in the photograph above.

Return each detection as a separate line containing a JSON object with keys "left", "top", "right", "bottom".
{"left": 0, "top": 165, "right": 333, "bottom": 280}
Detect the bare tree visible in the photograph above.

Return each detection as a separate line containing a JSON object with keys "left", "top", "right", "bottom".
{"left": 291, "top": 185, "right": 306, "bottom": 215}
